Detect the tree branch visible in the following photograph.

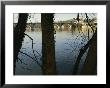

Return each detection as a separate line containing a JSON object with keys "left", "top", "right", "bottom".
{"left": 72, "top": 31, "right": 97, "bottom": 75}
{"left": 18, "top": 57, "right": 27, "bottom": 65}
{"left": 85, "top": 13, "right": 94, "bottom": 33}
{"left": 19, "top": 51, "right": 42, "bottom": 67}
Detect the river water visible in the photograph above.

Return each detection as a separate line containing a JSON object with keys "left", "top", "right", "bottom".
{"left": 15, "top": 28, "right": 93, "bottom": 75}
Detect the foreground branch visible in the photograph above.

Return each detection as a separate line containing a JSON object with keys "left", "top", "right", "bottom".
{"left": 72, "top": 31, "right": 97, "bottom": 75}
{"left": 85, "top": 13, "right": 94, "bottom": 33}
{"left": 19, "top": 51, "right": 42, "bottom": 67}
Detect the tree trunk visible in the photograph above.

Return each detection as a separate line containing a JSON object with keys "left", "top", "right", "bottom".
{"left": 41, "top": 13, "right": 56, "bottom": 75}
{"left": 73, "top": 31, "right": 97, "bottom": 75}
{"left": 80, "top": 31, "right": 97, "bottom": 75}
{"left": 14, "top": 13, "right": 28, "bottom": 74}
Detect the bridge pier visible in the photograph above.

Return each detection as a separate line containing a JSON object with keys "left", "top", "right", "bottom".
{"left": 19, "top": 21, "right": 85, "bottom": 32}
{"left": 59, "top": 23, "right": 64, "bottom": 31}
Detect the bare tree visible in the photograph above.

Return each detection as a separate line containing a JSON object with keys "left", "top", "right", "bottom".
{"left": 72, "top": 13, "right": 97, "bottom": 75}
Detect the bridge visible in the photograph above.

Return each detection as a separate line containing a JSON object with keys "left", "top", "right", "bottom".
{"left": 14, "top": 19, "right": 96, "bottom": 32}
{"left": 14, "top": 21, "right": 80, "bottom": 31}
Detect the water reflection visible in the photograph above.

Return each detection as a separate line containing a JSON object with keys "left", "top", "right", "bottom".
{"left": 15, "top": 28, "right": 93, "bottom": 75}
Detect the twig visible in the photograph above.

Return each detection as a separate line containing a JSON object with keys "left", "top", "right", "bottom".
{"left": 34, "top": 50, "right": 42, "bottom": 60}
{"left": 20, "top": 51, "right": 33, "bottom": 59}
{"left": 19, "top": 51, "right": 42, "bottom": 67}
{"left": 24, "top": 33, "right": 42, "bottom": 66}
{"left": 18, "top": 57, "right": 27, "bottom": 65}
{"left": 24, "top": 33, "right": 41, "bottom": 57}
{"left": 24, "top": 33, "right": 33, "bottom": 48}
{"left": 24, "top": 33, "right": 33, "bottom": 40}
{"left": 85, "top": 13, "right": 94, "bottom": 33}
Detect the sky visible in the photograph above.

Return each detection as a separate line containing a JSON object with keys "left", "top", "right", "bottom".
{"left": 14, "top": 13, "right": 96, "bottom": 23}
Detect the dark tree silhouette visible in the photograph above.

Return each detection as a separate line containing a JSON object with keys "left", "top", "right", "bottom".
{"left": 80, "top": 30, "right": 97, "bottom": 75}
{"left": 14, "top": 13, "right": 28, "bottom": 74}
{"left": 72, "top": 31, "right": 97, "bottom": 75}
{"left": 72, "top": 13, "right": 97, "bottom": 75}
{"left": 41, "top": 13, "right": 56, "bottom": 75}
